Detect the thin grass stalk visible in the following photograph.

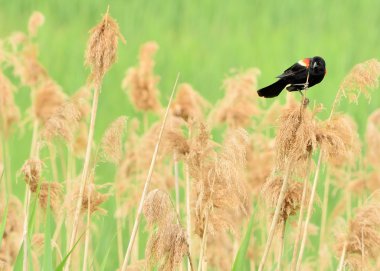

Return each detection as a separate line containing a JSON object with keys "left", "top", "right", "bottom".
{"left": 295, "top": 152, "right": 323, "bottom": 271}
{"left": 258, "top": 162, "right": 291, "bottom": 271}
{"left": 185, "top": 128, "right": 192, "bottom": 271}
{"left": 48, "top": 143, "right": 59, "bottom": 183}
{"left": 4, "top": 141, "right": 12, "bottom": 194}
{"left": 318, "top": 174, "right": 331, "bottom": 254}
{"left": 361, "top": 227, "right": 364, "bottom": 271}
{"left": 65, "top": 83, "right": 101, "bottom": 271}
{"left": 23, "top": 119, "right": 39, "bottom": 271}
{"left": 116, "top": 192, "right": 124, "bottom": 265}
{"left": 337, "top": 241, "right": 347, "bottom": 271}
{"left": 290, "top": 157, "right": 312, "bottom": 270}
{"left": 121, "top": 73, "right": 180, "bottom": 271}
{"left": 82, "top": 187, "right": 91, "bottom": 271}
{"left": 198, "top": 208, "right": 210, "bottom": 271}
{"left": 276, "top": 221, "right": 286, "bottom": 271}
{"left": 174, "top": 153, "right": 180, "bottom": 214}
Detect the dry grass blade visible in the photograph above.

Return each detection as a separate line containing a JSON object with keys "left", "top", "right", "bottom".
{"left": 121, "top": 73, "right": 180, "bottom": 271}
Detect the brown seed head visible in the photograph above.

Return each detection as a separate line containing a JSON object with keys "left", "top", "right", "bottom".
{"left": 335, "top": 202, "right": 380, "bottom": 269}
{"left": 101, "top": 116, "right": 128, "bottom": 164}
{"left": 274, "top": 101, "right": 317, "bottom": 172}
{"left": 366, "top": 109, "right": 380, "bottom": 167}
{"left": 339, "top": 59, "right": 380, "bottom": 104}
{"left": 171, "top": 83, "right": 209, "bottom": 122}
{"left": 262, "top": 176, "right": 306, "bottom": 223}
{"left": 316, "top": 114, "right": 360, "bottom": 167}
{"left": 213, "top": 68, "right": 261, "bottom": 127}
{"left": 143, "top": 189, "right": 173, "bottom": 227}
{"left": 85, "top": 10, "right": 125, "bottom": 86}
{"left": 0, "top": 71, "right": 20, "bottom": 136}
{"left": 122, "top": 41, "right": 161, "bottom": 112}
{"left": 38, "top": 181, "right": 63, "bottom": 213}
{"left": 28, "top": 11, "right": 45, "bottom": 37}
{"left": 21, "top": 158, "right": 43, "bottom": 192}
{"left": 34, "top": 79, "right": 66, "bottom": 124}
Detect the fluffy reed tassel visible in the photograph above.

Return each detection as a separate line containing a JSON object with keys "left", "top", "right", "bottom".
{"left": 122, "top": 41, "right": 161, "bottom": 112}
{"left": 335, "top": 202, "right": 380, "bottom": 270}
{"left": 66, "top": 9, "right": 123, "bottom": 271}
{"left": 28, "top": 11, "right": 45, "bottom": 38}
{"left": 85, "top": 8, "right": 125, "bottom": 86}
{"left": 339, "top": 58, "right": 380, "bottom": 104}
{"left": 0, "top": 71, "right": 20, "bottom": 136}
{"left": 21, "top": 158, "right": 43, "bottom": 192}
{"left": 262, "top": 177, "right": 306, "bottom": 224}
{"left": 71, "top": 182, "right": 109, "bottom": 215}
{"left": 0, "top": 197, "right": 24, "bottom": 269}
{"left": 171, "top": 83, "right": 209, "bottom": 122}
{"left": 143, "top": 189, "right": 191, "bottom": 271}
{"left": 101, "top": 116, "right": 128, "bottom": 164}
{"left": 38, "top": 182, "right": 62, "bottom": 213}
{"left": 366, "top": 109, "right": 380, "bottom": 167}
{"left": 213, "top": 69, "right": 261, "bottom": 127}
{"left": 274, "top": 101, "right": 317, "bottom": 173}
{"left": 33, "top": 79, "right": 66, "bottom": 124}
{"left": 316, "top": 114, "right": 360, "bottom": 167}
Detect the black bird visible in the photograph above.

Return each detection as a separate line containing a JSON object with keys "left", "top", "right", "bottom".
{"left": 257, "top": 56, "right": 326, "bottom": 98}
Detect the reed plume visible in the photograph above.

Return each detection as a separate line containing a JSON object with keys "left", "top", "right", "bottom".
{"left": 101, "top": 116, "right": 128, "bottom": 164}
{"left": 122, "top": 41, "right": 161, "bottom": 112}
{"left": 143, "top": 189, "right": 191, "bottom": 271}
{"left": 339, "top": 58, "right": 380, "bottom": 103}
{"left": 335, "top": 201, "right": 380, "bottom": 270}
{"left": 212, "top": 69, "right": 261, "bottom": 127}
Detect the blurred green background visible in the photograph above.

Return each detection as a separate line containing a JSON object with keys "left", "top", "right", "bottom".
{"left": 1, "top": 0, "right": 379, "bottom": 269}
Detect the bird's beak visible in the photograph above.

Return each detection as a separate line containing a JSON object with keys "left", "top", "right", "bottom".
{"left": 312, "top": 62, "right": 317, "bottom": 69}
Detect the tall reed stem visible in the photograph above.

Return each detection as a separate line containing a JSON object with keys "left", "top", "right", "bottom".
{"left": 198, "top": 208, "right": 210, "bottom": 271}
{"left": 121, "top": 74, "right": 179, "bottom": 271}
{"left": 185, "top": 128, "right": 192, "bottom": 271}
{"left": 276, "top": 221, "right": 286, "bottom": 271}
{"left": 82, "top": 187, "right": 91, "bottom": 271}
{"left": 318, "top": 174, "right": 331, "bottom": 255}
{"left": 295, "top": 152, "right": 323, "bottom": 271}
{"left": 174, "top": 153, "right": 180, "bottom": 214}
{"left": 23, "top": 120, "right": 39, "bottom": 271}
{"left": 290, "top": 157, "right": 312, "bottom": 270}
{"left": 65, "top": 83, "right": 100, "bottom": 271}
{"left": 337, "top": 241, "right": 347, "bottom": 271}
{"left": 258, "top": 162, "right": 291, "bottom": 271}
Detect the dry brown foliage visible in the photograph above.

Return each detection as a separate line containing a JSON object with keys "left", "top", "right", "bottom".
{"left": 21, "top": 158, "right": 43, "bottom": 192}
{"left": 0, "top": 197, "right": 24, "bottom": 269}
{"left": 122, "top": 41, "right": 161, "bottom": 112}
{"left": 171, "top": 83, "right": 209, "bottom": 122}
{"left": 11, "top": 44, "right": 48, "bottom": 86}
{"left": 187, "top": 125, "right": 250, "bottom": 237}
{"left": 335, "top": 202, "right": 380, "bottom": 269}
{"left": 0, "top": 71, "right": 20, "bottom": 136}
{"left": 339, "top": 59, "right": 380, "bottom": 103}
{"left": 28, "top": 11, "right": 45, "bottom": 38}
{"left": 366, "top": 109, "right": 380, "bottom": 167}
{"left": 274, "top": 101, "right": 317, "bottom": 173}
{"left": 33, "top": 79, "right": 66, "bottom": 124}
{"left": 38, "top": 181, "right": 63, "bottom": 212}
{"left": 212, "top": 68, "right": 261, "bottom": 127}
{"left": 262, "top": 176, "right": 306, "bottom": 223}
{"left": 101, "top": 116, "right": 128, "bottom": 164}
{"left": 85, "top": 10, "right": 125, "bottom": 85}
{"left": 72, "top": 182, "right": 110, "bottom": 214}
{"left": 316, "top": 114, "right": 360, "bottom": 167}
{"left": 143, "top": 189, "right": 189, "bottom": 271}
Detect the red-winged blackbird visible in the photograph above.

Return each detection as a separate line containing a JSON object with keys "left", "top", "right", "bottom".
{"left": 257, "top": 56, "right": 326, "bottom": 98}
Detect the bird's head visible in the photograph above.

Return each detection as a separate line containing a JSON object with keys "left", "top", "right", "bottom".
{"left": 311, "top": 56, "right": 326, "bottom": 75}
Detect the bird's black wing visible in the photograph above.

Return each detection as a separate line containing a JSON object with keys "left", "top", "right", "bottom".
{"left": 276, "top": 62, "right": 307, "bottom": 79}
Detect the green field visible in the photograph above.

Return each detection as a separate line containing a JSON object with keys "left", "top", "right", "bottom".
{"left": 1, "top": 0, "right": 380, "bottom": 270}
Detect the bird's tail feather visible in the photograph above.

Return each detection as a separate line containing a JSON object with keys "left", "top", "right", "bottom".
{"left": 257, "top": 79, "right": 287, "bottom": 98}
